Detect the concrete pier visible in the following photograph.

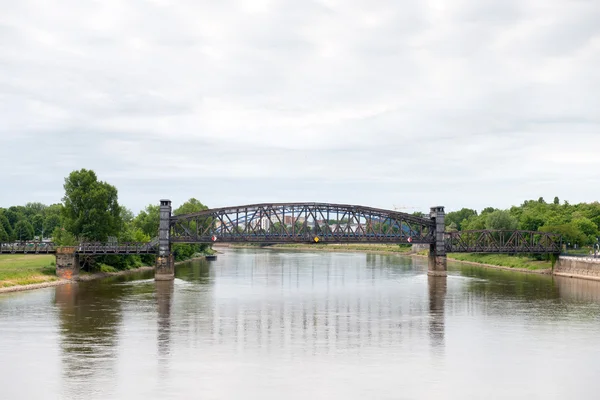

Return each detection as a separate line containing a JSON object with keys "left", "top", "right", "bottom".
{"left": 428, "top": 206, "right": 447, "bottom": 277}
{"left": 155, "top": 199, "right": 174, "bottom": 281}
{"left": 56, "top": 247, "right": 79, "bottom": 280}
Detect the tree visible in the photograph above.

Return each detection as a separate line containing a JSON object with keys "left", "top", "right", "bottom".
{"left": 0, "top": 213, "right": 13, "bottom": 240}
{"left": 553, "top": 197, "right": 560, "bottom": 205}
{"left": 13, "top": 220, "right": 35, "bottom": 241}
{"left": 0, "top": 224, "right": 9, "bottom": 242}
{"left": 62, "top": 169, "right": 122, "bottom": 241}
{"left": 485, "top": 210, "right": 518, "bottom": 231}
{"left": 173, "top": 198, "right": 209, "bottom": 216}
{"left": 446, "top": 208, "right": 477, "bottom": 231}
{"left": 133, "top": 205, "right": 161, "bottom": 237}
{"left": 44, "top": 214, "right": 61, "bottom": 236}
{"left": 31, "top": 214, "right": 44, "bottom": 238}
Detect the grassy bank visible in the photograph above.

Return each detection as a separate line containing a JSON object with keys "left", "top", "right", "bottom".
{"left": 0, "top": 255, "right": 57, "bottom": 288}
{"left": 447, "top": 253, "right": 553, "bottom": 270}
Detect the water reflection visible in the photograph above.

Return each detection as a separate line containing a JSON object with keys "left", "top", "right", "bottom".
{"left": 555, "top": 276, "right": 600, "bottom": 303}
{"left": 0, "top": 250, "right": 596, "bottom": 399}
{"left": 54, "top": 281, "right": 124, "bottom": 399}
{"left": 156, "top": 280, "right": 173, "bottom": 354}
{"left": 428, "top": 275, "right": 446, "bottom": 350}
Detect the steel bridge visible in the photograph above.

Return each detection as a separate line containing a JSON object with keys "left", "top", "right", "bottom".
{"left": 0, "top": 202, "right": 562, "bottom": 254}
{"left": 0, "top": 200, "right": 562, "bottom": 279}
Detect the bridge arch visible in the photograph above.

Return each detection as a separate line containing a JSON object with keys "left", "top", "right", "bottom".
{"left": 169, "top": 202, "right": 436, "bottom": 245}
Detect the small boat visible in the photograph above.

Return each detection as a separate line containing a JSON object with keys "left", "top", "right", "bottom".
{"left": 205, "top": 255, "right": 217, "bottom": 261}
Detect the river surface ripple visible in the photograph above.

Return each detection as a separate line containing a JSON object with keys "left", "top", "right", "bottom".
{"left": 1, "top": 249, "right": 600, "bottom": 399}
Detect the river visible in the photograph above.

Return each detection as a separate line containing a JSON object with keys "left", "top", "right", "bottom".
{"left": 1, "top": 249, "right": 600, "bottom": 399}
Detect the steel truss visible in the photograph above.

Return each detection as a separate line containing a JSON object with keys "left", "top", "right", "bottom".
{"left": 170, "top": 203, "right": 436, "bottom": 244}
{"left": 0, "top": 242, "right": 157, "bottom": 255}
{"left": 445, "top": 230, "right": 562, "bottom": 254}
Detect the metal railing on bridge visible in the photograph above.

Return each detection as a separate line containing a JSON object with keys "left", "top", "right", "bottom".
{"left": 0, "top": 242, "right": 58, "bottom": 254}
{"left": 0, "top": 241, "right": 159, "bottom": 255}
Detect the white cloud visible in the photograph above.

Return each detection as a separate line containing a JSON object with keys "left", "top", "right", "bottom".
{"left": 1, "top": 0, "right": 599, "bottom": 213}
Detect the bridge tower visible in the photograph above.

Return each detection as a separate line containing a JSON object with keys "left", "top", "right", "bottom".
{"left": 428, "top": 206, "right": 447, "bottom": 277}
{"left": 155, "top": 199, "right": 175, "bottom": 281}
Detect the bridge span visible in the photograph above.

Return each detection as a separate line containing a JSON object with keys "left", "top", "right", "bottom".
{"left": 0, "top": 200, "right": 562, "bottom": 280}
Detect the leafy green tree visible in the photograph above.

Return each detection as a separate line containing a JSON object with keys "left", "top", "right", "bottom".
{"left": 0, "top": 224, "right": 9, "bottom": 242}
{"left": 446, "top": 208, "right": 477, "bottom": 230}
{"left": 0, "top": 213, "right": 13, "bottom": 240}
{"left": 519, "top": 211, "right": 545, "bottom": 231}
{"left": 485, "top": 210, "right": 518, "bottom": 231}
{"left": 172, "top": 198, "right": 210, "bottom": 259}
{"left": 462, "top": 215, "right": 486, "bottom": 230}
{"left": 31, "top": 214, "right": 44, "bottom": 237}
{"left": 44, "top": 214, "right": 61, "bottom": 236}
{"left": 133, "top": 205, "right": 160, "bottom": 237}
{"left": 52, "top": 227, "right": 77, "bottom": 246}
{"left": 540, "top": 223, "right": 586, "bottom": 247}
{"left": 25, "top": 202, "right": 47, "bottom": 216}
{"left": 3, "top": 209, "right": 21, "bottom": 229}
{"left": 553, "top": 197, "right": 560, "bottom": 205}
{"left": 13, "top": 220, "right": 35, "bottom": 241}
{"left": 572, "top": 217, "right": 599, "bottom": 244}
{"left": 62, "top": 169, "right": 122, "bottom": 241}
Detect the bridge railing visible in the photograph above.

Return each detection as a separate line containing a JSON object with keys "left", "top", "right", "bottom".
{"left": 0, "top": 241, "right": 159, "bottom": 255}
{"left": 0, "top": 242, "right": 57, "bottom": 254}
{"left": 76, "top": 242, "right": 158, "bottom": 254}
{"left": 445, "top": 230, "right": 562, "bottom": 254}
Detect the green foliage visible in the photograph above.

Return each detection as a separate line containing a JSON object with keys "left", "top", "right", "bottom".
{"left": 0, "top": 224, "right": 9, "bottom": 242}
{"left": 13, "top": 220, "right": 35, "bottom": 240}
{"left": 133, "top": 205, "right": 160, "bottom": 237}
{"left": 448, "top": 197, "right": 600, "bottom": 247}
{"left": 31, "top": 214, "right": 44, "bottom": 237}
{"left": 449, "top": 253, "right": 552, "bottom": 270}
{"left": 485, "top": 210, "right": 518, "bottom": 231}
{"left": 62, "top": 169, "right": 122, "bottom": 241}
{"left": 0, "top": 213, "right": 13, "bottom": 240}
{"left": 43, "top": 214, "right": 61, "bottom": 236}
{"left": 446, "top": 208, "right": 477, "bottom": 231}
{"left": 52, "top": 227, "right": 78, "bottom": 246}
{"left": 98, "top": 263, "right": 118, "bottom": 273}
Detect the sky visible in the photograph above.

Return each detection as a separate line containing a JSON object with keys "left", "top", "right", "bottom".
{"left": 1, "top": 0, "right": 599, "bottom": 214}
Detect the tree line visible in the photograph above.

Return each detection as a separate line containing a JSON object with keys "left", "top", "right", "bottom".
{"left": 0, "top": 169, "right": 210, "bottom": 270}
{"left": 446, "top": 197, "right": 600, "bottom": 247}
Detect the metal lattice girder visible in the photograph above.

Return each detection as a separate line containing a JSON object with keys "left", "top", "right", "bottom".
{"left": 444, "top": 230, "right": 562, "bottom": 254}
{"left": 0, "top": 242, "right": 58, "bottom": 254}
{"left": 0, "top": 241, "right": 159, "bottom": 255}
{"left": 170, "top": 202, "right": 436, "bottom": 244}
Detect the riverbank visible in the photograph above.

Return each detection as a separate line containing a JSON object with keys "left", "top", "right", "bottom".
{"left": 0, "top": 254, "right": 57, "bottom": 288}
{"left": 0, "top": 255, "right": 211, "bottom": 295}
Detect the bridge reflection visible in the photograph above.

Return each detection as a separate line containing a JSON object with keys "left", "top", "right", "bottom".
{"left": 158, "top": 253, "right": 446, "bottom": 356}
{"left": 54, "top": 281, "right": 125, "bottom": 399}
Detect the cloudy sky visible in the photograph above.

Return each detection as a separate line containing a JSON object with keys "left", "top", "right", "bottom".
{"left": 1, "top": 0, "right": 599, "bottom": 213}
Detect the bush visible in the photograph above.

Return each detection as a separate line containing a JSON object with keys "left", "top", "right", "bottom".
{"left": 99, "top": 264, "right": 118, "bottom": 273}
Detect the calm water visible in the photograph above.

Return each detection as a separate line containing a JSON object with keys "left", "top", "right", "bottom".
{"left": 1, "top": 249, "right": 600, "bottom": 399}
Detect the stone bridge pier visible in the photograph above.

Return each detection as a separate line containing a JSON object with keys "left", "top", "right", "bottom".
{"left": 428, "top": 206, "right": 447, "bottom": 277}
{"left": 56, "top": 247, "right": 79, "bottom": 280}
{"left": 155, "top": 199, "right": 175, "bottom": 281}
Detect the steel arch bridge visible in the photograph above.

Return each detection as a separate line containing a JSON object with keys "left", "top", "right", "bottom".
{"left": 0, "top": 202, "right": 562, "bottom": 254}
{"left": 170, "top": 202, "right": 435, "bottom": 245}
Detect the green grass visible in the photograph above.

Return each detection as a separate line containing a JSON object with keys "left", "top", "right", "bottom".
{"left": 448, "top": 253, "right": 553, "bottom": 270}
{"left": 0, "top": 254, "right": 57, "bottom": 288}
